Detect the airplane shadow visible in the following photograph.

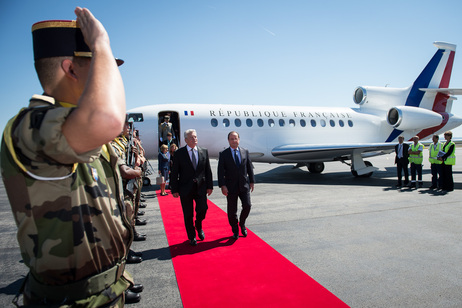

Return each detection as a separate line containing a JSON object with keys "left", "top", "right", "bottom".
{"left": 254, "top": 165, "right": 396, "bottom": 187}
{"left": 252, "top": 164, "right": 462, "bottom": 190}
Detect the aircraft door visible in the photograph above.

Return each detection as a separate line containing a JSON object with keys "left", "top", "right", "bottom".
{"left": 158, "top": 111, "right": 180, "bottom": 151}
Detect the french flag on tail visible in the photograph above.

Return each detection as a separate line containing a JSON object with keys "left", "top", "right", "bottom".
{"left": 184, "top": 110, "right": 195, "bottom": 116}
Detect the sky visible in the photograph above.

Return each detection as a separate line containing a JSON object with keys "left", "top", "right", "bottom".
{"left": 1, "top": 0, "right": 462, "bottom": 137}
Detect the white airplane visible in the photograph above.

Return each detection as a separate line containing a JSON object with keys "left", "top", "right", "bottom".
{"left": 128, "top": 42, "right": 462, "bottom": 178}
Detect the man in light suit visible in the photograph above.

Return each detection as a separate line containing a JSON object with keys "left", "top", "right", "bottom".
{"left": 218, "top": 131, "right": 255, "bottom": 239}
{"left": 394, "top": 135, "right": 410, "bottom": 188}
{"left": 170, "top": 129, "right": 213, "bottom": 246}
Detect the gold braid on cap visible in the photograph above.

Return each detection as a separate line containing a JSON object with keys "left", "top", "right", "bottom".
{"left": 32, "top": 20, "right": 78, "bottom": 31}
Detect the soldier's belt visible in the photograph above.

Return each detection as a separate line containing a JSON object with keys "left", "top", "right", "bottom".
{"left": 28, "top": 260, "right": 126, "bottom": 302}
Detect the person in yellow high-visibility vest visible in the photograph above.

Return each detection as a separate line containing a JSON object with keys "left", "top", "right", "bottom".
{"left": 408, "top": 136, "right": 424, "bottom": 188}
{"left": 428, "top": 134, "right": 443, "bottom": 190}
{"left": 438, "top": 131, "right": 456, "bottom": 192}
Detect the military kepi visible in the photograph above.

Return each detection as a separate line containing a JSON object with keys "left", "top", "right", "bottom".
{"left": 32, "top": 20, "right": 124, "bottom": 66}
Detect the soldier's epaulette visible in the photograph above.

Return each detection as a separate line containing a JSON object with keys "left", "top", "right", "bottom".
{"left": 3, "top": 105, "right": 78, "bottom": 181}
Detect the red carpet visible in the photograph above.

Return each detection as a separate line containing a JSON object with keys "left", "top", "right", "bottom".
{"left": 157, "top": 191, "right": 349, "bottom": 308}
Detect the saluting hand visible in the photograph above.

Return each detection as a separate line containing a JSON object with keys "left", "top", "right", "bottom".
{"left": 74, "top": 7, "right": 110, "bottom": 52}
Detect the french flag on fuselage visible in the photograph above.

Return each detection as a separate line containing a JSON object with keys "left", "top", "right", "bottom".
{"left": 184, "top": 110, "right": 195, "bottom": 116}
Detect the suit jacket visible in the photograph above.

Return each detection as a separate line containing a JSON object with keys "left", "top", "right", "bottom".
{"left": 395, "top": 143, "right": 410, "bottom": 164}
{"left": 217, "top": 147, "right": 255, "bottom": 194}
{"left": 170, "top": 145, "right": 213, "bottom": 196}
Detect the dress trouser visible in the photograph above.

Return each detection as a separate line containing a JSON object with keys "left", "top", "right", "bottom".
{"left": 396, "top": 158, "right": 409, "bottom": 185}
{"left": 180, "top": 185, "right": 208, "bottom": 240}
{"left": 226, "top": 190, "right": 252, "bottom": 232}
{"left": 441, "top": 163, "right": 454, "bottom": 191}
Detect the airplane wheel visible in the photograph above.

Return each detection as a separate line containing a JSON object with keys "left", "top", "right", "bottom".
{"left": 308, "top": 162, "right": 324, "bottom": 173}
{"left": 143, "top": 177, "right": 151, "bottom": 186}
{"left": 351, "top": 161, "right": 373, "bottom": 178}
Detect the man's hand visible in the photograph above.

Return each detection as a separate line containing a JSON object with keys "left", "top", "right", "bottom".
{"left": 250, "top": 183, "right": 254, "bottom": 192}
{"left": 74, "top": 7, "right": 110, "bottom": 52}
{"left": 207, "top": 189, "right": 213, "bottom": 196}
{"left": 221, "top": 186, "right": 228, "bottom": 196}
{"left": 173, "top": 193, "right": 179, "bottom": 198}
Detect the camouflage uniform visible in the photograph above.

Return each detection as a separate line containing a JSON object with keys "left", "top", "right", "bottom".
{"left": 1, "top": 95, "right": 134, "bottom": 307}
{"left": 111, "top": 136, "right": 136, "bottom": 223}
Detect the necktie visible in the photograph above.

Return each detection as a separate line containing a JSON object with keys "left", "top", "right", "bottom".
{"left": 398, "top": 144, "right": 402, "bottom": 158}
{"left": 234, "top": 149, "right": 240, "bottom": 168}
{"left": 191, "top": 149, "right": 197, "bottom": 169}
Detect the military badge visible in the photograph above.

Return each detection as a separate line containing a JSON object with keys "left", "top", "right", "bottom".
{"left": 91, "top": 167, "right": 99, "bottom": 182}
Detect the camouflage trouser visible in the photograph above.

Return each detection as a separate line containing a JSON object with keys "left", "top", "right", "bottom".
{"left": 19, "top": 271, "right": 133, "bottom": 308}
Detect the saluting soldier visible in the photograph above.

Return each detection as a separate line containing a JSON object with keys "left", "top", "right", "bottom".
{"left": 0, "top": 8, "right": 139, "bottom": 306}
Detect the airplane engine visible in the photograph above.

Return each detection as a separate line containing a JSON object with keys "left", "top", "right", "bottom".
{"left": 353, "top": 86, "right": 408, "bottom": 109}
{"left": 386, "top": 106, "right": 443, "bottom": 130}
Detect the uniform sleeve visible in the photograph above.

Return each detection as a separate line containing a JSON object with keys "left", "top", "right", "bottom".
{"left": 14, "top": 107, "right": 100, "bottom": 166}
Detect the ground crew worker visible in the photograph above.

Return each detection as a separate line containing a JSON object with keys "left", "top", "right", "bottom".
{"left": 408, "top": 136, "right": 424, "bottom": 188}
{"left": 439, "top": 131, "right": 456, "bottom": 192}
{"left": 0, "top": 8, "right": 136, "bottom": 306}
{"left": 428, "top": 135, "right": 443, "bottom": 190}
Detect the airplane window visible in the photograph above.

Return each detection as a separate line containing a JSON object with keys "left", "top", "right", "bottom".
{"left": 257, "top": 119, "right": 264, "bottom": 127}
{"left": 330, "top": 120, "right": 335, "bottom": 127}
{"left": 339, "top": 120, "right": 345, "bottom": 127}
{"left": 246, "top": 119, "right": 253, "bottom": 127}
{"left": 289, "top": 119, "right": 295, "bottom": 127}
{"left": 211, "top": 118, "right": 218, "bottom": 127}
{"left": 268, "top": 119, "right": 275, "bottom": 127}
{"left": 235, "top": 119, "right": 242, "bottom": 127}
{"left": 320, "top": 119, "right": 326, "bottom": 127}
{"left": 223, "top": 118, "right": 230, "bottom": 127}
{"left": 348, "top": 120, "right": 353, "bottom": 127}
{"left": 300, "top": 119, "right": 306, "bottom": 127}
{"left": 279, "top": 119, "right": 285, "bottom": 127}
{"left": 311, "top": 119, "right": 316, "bottom": 127}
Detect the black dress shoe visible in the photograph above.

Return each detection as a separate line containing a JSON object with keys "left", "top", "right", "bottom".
{"left": 129, "top": 249, "right": 142, "bottom": 257}
{"left": 189, "top": 238, "right": 197, "bottom": 246}
{"left": 125, "top": 290, "right": 141, "bottom": 304}
{"left": 127, "top": 254, "right": 142, "bottom": 264}
{"left": 135, "top": 218, "right": 147, "bottom": 226}
{"left": 137, "top": 210, "right": 145, "bottom": 216}
{"left": 240, "top": 225, "right": 247, "bottom": 237}
{"left": 134, "top": 232, "right": 147, "bottom": 241}
{"left": 129, "top": 283, "right": 144, "bottom": 293}
{"left": 140, "top": 198, "right": 146, "bottom": 202}
{"left": 139, "top": 203, "right": 147, "bottom": 208}
{"left": 197, "top": 229, "right": 205, "bottom": 241}
{"left": 232, "top": 232, "right": 239, "bottom": 239}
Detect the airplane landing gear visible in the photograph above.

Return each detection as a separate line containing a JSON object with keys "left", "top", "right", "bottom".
{"left": 308, "top": 162, "right": 324, "bottom": 173}
{"left": 351, "top": 161, "right": 373, "bottom": 177}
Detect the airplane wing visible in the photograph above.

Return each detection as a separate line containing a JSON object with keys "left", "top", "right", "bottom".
{"left": 271, "top": 143, "right": 396, "bottom": 162}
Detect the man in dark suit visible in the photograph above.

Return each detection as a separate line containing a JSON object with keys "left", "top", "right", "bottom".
{"left": 218, "top": 131, "right": 255, "bottom": 239}
{"left": 395, "top": 135, "right": 410, "bottom": 188}
{"left": 170, "top": 129, "right": 213, "bottom": 246}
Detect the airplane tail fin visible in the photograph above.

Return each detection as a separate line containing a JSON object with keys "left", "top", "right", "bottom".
{"left": 384, "top": 42, "right": 462, "bottom": 142}
{"left": 407, "top": 42, "right": 460, "bottom": 113}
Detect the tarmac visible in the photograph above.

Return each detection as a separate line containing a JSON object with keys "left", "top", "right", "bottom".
{"left": 0, "top": 150, "right": 461, "bottom": 307}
